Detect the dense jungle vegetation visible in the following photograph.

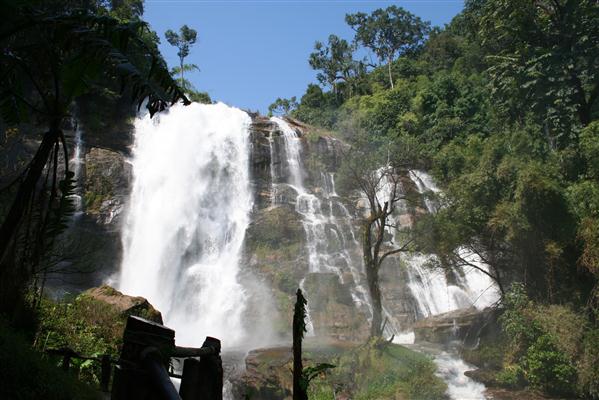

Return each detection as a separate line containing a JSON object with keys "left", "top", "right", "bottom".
{"left": 270, "top": 1, "right": 599, "bottom": 398}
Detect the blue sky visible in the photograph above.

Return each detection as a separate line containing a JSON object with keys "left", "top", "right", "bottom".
{"left": 144, "top": 0, "right": 464, "bottom": 113}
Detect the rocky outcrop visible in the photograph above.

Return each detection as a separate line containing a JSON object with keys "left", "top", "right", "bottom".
{"left": 232, "top": 347, "right": 293, "bottom": 400}
{"left": 83, "top": 147, "right": 130, "bottom": 226}
{"left": 82, "top": 284, "right": 163, "bottom": 324}
{"left": 51, "top": 146, "right": 131, "bottom": 290}
{"left": 413, "top": 307, "right": 500, "bottom": 345}
{"left": 303, "top": 273, "right": 369, "bottom": 341}
{"left": 242, "top": 204, "right": 309, "bottom": 337}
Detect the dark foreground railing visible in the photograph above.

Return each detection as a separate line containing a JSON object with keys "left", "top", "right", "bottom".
{"left": 45, "top": 348, "right": 113, "bottom": 392}
{"left": 112, "top": 316, "right": 223, "bottom": 400}
{"left": 46, "top": 316, "right": 222, "bottom": 399}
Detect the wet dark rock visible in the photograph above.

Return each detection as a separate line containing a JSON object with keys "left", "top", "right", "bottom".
{"left": 413, "top": 307, "right": 500, "bottom": 345}
{"left": 303, "top": 272, "right": 369, "bottom": 341}
{"left": 83, "top": 147, "right": 130, "bottom": 226}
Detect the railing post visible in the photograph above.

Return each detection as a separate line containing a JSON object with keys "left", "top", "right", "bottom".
{"left": 100, "top": 354, "right": 111, "bottom": 392}
{"left": 179, "top": 358, "right": 201, "bottom": 399}
{"left": 179, "top": 337, "right": 222, "bottom": 400}
{"left": 61, "top": 354, "right": 71, "bottom": 372}
{"left": 112, "top": 316, "right": 179, "bottom": 400}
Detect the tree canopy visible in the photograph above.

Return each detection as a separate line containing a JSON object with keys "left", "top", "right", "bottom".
{"left": 165, "top": 24, "right": 198, "bottom": 91}
{"left": 346, "top": 6, "right": 430, "bottom": 88}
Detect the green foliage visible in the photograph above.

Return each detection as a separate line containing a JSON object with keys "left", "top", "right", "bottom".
{"left": 578, "top": 328, "right": 599, "bottom": 398}
{"left": 187, "top": 90, "right": 212, "bottom": 104}
{"left": 268, "top": 96, "right": 298, "bottom": 117}
{"left": 309, "top": 34, "right": 365, "bottom": 98}
{"left": 478, "top": 0, "right": 599, "bottom": 130}
{"left": 1, "top": 2, "right": 188, "bottom": 124}
{"left": 523, "top": 334, "right": 577, "bottom": 395}
{"left": 580, "top": 122, "right": 599, "bottom": 178}
{"left": 0, "top": 319, "right": 99, "bottom": 400}
{"left": 496, "top": 364, "right": 525, "bottom": 388}
{"left": 340, "top": 83, "right": 413, "bottom": 138}
{"left": 291, "top": 84, "right": 339, "bottom": 128}
{"left": 165, "top": 24, "right": 197, "bottom": 63}
{"left": 345, "top": 6, "right": 430, "bottom": 88}
{"left": 35, "top": 295, "right": 124, "bottom": 386}
{"left": 165, "top": 25, "right": 198, "bottom": 91}
{"left": 498, "top": 284, "right": 589, "bottom": 396}
{"left": 300, "top": 363, "right": 336, "bottom": 393}
{"left": 307, "top": 340, "right": 446, "bottom": 400}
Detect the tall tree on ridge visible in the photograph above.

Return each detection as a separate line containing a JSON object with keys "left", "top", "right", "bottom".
{"left": 165, "top": 25, "right": 198, "bottom": 91}
{"left": 346, "top": 6, "right": 430, "bottom": 89}
{"left": 309, "top": 34, "right": 365, "bottom": 99}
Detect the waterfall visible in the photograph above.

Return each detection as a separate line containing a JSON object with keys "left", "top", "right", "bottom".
{"left": 68, "top": 125, "right": 84, "bottom": 217}
{"left": 270, "top": 117, "right": 373, "bottom": 333}
{"left": 119, "top": 102, "right": 253, "bottom": 347}
{"left": 404, "top": 170, "right": 499, "bottom": 318}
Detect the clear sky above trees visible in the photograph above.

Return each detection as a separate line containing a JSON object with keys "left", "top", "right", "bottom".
{"left": 143, "top": 0, "right": 464, "bottom": 113}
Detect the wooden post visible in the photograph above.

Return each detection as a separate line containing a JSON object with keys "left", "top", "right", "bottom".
{"left": 179, "top": 337, "right": 223, "bottom": 400}
{"left": 61, "top": 354, "right": 71, "bottom": 372}
{"left": 100, "top": 354, "right": 111, "bottom": 392}
{"left": 179, "top": 358, "right": 201, "bottom": 399}
{"left": 112, "top": 316, "right": 179, "bottom": 400}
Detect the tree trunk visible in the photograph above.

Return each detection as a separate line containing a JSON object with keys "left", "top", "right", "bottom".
{"left": 387, "top": 58, "right": 394, "bottom": 89}
{"left": 363, "top": 215, "right": 384, "bottom": 337}
{"left": 366, "top": 262, "right": 383, "bottom": 337}
{"left": 293, "top": 289, "right": 308, "bottom": 400}
{"left": 0, "top": 125, "right": 59, "bottom": 265}
{"left": 180, "top": 58, "right": 185, "bottom": 91}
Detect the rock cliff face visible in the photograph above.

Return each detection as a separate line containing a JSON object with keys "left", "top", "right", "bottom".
{"left": 243, "top": 116, "right": 371, "bottom": 341}
{"left": 48, "top": 109, "right": 495, "bottom": 348}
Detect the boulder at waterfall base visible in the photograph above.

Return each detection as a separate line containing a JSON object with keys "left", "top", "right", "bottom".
{"left": 83, "top": 284, "right": 163, "bottom": 324}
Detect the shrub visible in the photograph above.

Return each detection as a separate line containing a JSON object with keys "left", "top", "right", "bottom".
{"left": 523, "top": 334, "right": 577, "bottom": 396}
{"left": 0, "top": 319, "right": 99, "bottom": 400}
{"left": 35, "top": 295, "right": 124, "bottom": 386}
{"left": 496, "top": 364, "right": 525, "bottom": 388}
{"left": 578, "top": 328, "right": 599, "bottom": 399}
{"left": 498, "top": 284, "right": 585, "bottom": 397}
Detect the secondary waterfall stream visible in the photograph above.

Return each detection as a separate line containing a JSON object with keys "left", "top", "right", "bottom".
{"left": 267, "top": 118, "right": 495, "bottom": 399}
{"left": 119, "top": 102, "right": 252, "bottom": 347}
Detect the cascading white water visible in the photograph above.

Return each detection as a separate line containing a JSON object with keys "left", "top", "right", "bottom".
{"left": 68, "top": 126, "right": 84, "bottom": 217}
{"left": 433, "top": 350, "right": 487, "bottom": 400}
{"left": 409, "top": 169, "right": 440, "bottom": 213}
{"left": 119, "top": 102, "right": 253, "bottom": 347}
{"left": 405, "top": 170, "right": 499, "bottom": 317}
{"left": 270, "top": 118, "right": 373, "bottom": 329}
